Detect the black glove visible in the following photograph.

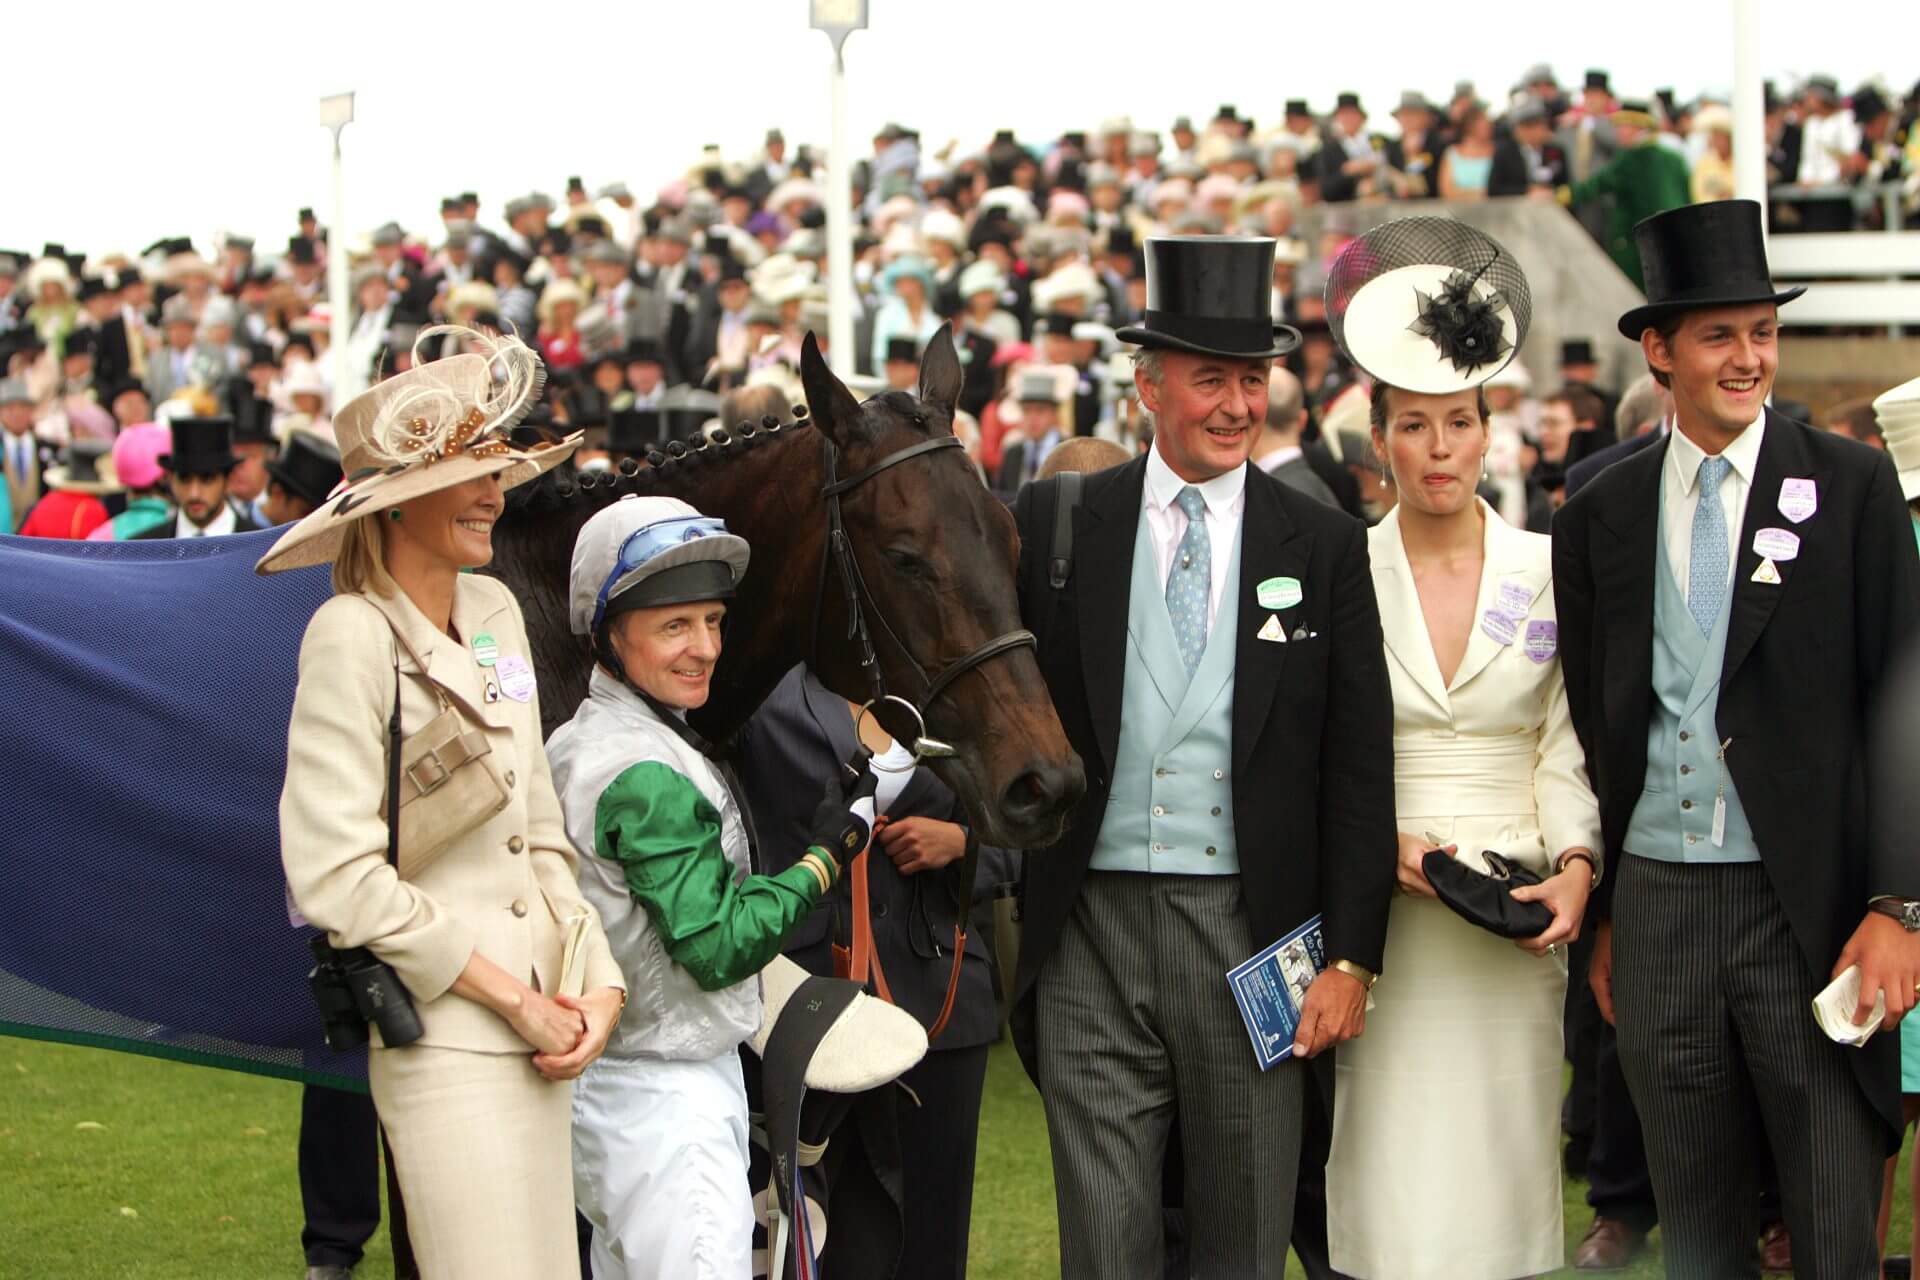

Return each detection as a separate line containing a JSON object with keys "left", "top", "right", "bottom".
{"left": 807, "top": 755, "right": 879, "bottom": 865}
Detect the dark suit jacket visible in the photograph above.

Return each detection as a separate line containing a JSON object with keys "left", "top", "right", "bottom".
{"left": 1009, "top": 454, "right": 1397, "bottom": 1024}
{"left": 128, "top": 505, "right": 263, "bottom": 539}
{"left": 1564, "top": 427, "right": 1664, "bottom": 499}
{"left": 1488, "top": 137, "right": 1569, "bottom": 197}
{"left": 733, "top": 667, "right": 1011, "bottom": 1049}
{"left": 1552, "top": 411, "right": 1920, "bottom": 1135}
{"left": 1315, "top": 130, "right": 1376, "bottom": 203}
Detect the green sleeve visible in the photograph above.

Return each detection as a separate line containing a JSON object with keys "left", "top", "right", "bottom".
{"left": 1568, "top": 150, "right": 1627, "bottom": 204}
{"left": 596, "top": 761, "right": 828, "bottom": 992}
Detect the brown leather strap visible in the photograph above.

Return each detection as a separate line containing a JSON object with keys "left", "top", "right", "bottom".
{"left": 401, "top": 728, "right": 490, "bottom": 800}
{"left": 925, "top": 926, "right": 967, "bottom": 1042}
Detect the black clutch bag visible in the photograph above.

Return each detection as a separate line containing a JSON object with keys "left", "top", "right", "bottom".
{"left": 1422, "top": 850, "right": 1554, "bottom": 939}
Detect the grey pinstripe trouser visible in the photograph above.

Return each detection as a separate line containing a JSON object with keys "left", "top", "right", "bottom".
{"left": 1612, "top": 854, "right": 1884, "bottom": 1279}
{"left": 1036, "top": 871, "right": 1303, "bottom": 1280}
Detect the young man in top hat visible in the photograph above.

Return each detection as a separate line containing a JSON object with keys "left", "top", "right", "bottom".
{"left": 131, "top": 417, "right": 263, "bottom": 539}
{"left": 1554, "top": 199, "right": 1920, "bottom": 1276}
{"left": 1009, "top": 234, "right": 1396, "bottom": 1278}
{"left": 260, "top": 431, "right": 342, "bottom": 527}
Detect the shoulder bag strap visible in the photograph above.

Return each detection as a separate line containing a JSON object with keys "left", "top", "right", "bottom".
{"left": 1048, "top": 470, "right": 1083, "bottom": 590}
{"left": 388, "top": 641, "right": 403, "bottom": 869}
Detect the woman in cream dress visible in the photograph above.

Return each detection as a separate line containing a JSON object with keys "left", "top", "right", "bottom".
{"left": 1321, "top": 219, "right": 1602, "bottom": 1279}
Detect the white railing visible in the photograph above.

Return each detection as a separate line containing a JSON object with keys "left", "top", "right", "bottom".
{"left": 1768, "top": 184, "right": 1920, "bottom": 335}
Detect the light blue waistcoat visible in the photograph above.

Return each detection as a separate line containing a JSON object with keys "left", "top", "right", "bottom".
{"left": 1088, "top": 511, "right": 1242, "bottom": 874}
{"left": 1623, "top": 495, "right": 1760, "bottom": 863}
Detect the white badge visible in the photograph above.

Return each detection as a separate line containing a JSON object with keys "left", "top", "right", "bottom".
{"left": 1751, "top": 557, "right": 1781, "bottom": 585}
{"left": 496, "top": 655, "right": 536, "bottom": 703}
{"left": 1257, "top": 613, "right": 1286, "bottom": 643}
{"left": 1778, "top": 477, "right": 1817, "bottom": 524}
{"left": 1496, "top": 579, "right": 1534, "bottom": 615}
{"left": 1480, "top": 608, "right": 1518, "bottom": 646}
{"left": 1752, "top": 527, "right": 1801, "bottom": 562}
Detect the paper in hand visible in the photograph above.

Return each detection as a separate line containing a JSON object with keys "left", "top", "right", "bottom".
{"left": 1811, "top": 964, "right": 1886, "bottom": 1046}
{"left": 558, "top": 911, "right": 593, "bottom": 1000}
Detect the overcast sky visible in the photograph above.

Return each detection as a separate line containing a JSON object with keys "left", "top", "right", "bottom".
{"left": 8, "top": 0, "right": 1914, "bottom": 258}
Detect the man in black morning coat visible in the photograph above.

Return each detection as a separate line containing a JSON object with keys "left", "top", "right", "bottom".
{"left": 1553, "top": 199, "right": 1920, "bottom": 1276}
{"left": 1007, "top": 234, "right": 1396, "bottom": 1279}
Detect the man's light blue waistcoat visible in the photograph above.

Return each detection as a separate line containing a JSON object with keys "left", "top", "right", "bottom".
{"left": 1624, "top": 496, "right": 1761, "bottom": 863}
{"left": 1089, "top": 511, "right": 1242, "bottom": 874}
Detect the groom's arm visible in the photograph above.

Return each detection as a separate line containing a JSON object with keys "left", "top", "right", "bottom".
{"left": 1316, "top": 517, "right": 1397, "bottom": 976}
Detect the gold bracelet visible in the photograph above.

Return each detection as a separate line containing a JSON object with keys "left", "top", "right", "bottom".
{"left": 800, "top": 852, "right": 833, "bottom": 894}
{"left": 1330, "top": 959, "right": 1378, "bottom": 990}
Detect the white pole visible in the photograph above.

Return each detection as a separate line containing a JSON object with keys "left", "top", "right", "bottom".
{"left": 328, "top": 130, "right": 351, "bottom": 394}
{"left": 1731, "top": 0, "right": 1767, "bottom": 220}
{"left": 826, "top": 46, "right": 856, "bottom": 379}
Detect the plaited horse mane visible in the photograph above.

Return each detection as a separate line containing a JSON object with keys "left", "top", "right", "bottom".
{"left": 488, "top": 327, "right": 1083, "bottom": 849}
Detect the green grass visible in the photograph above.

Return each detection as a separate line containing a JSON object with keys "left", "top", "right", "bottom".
{"left": 1, "top": 1036, "right": 1912, "bottom": 1277}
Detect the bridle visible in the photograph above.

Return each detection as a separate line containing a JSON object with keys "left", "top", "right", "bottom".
{"left": 807, "top": 426, "right": 1034, "bottom": 1042}
{"left": 809, "top": 431, "right": 1035, "bottom": 770}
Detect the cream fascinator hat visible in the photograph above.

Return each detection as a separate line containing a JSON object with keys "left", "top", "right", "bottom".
{"left": 255, "top": 325, "right": 575, "bottom": 573}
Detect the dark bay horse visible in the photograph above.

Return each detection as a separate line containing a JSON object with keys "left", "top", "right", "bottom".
{"left": 488, "top": 325, "right": 1084, "bottom": 849}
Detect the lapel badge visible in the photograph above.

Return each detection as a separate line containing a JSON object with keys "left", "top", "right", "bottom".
{"left": 1257, "top": 613, "right": 1286, "bottom": 643}
{"left": 1751, "top": 557, "right": 1781, "bottom": 585}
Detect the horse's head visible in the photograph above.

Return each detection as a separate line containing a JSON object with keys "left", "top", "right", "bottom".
{"left": 799, "top": 326, "right": 1084, "bottom": 848}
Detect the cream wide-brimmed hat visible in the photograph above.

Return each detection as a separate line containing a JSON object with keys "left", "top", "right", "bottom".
{"left": 1874, "top": 374, "right": 1920, "bottom": 501}
{"left": 255, "top": 325, "right": 577, "bottom": 574}
{"left": 1327, "top": 216, "right": 1533, "bottom": 396}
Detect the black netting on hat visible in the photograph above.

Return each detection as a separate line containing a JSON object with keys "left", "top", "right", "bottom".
{"left": 1326, "top": 217, "right": 1533, "bottom": 379}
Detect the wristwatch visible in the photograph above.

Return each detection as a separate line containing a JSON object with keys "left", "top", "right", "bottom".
{"left": 1330, "top": 959, "right": 1377, "bottom": 990}
{"left": 1868, "top": 897, "right": 1920, "bottom": 932}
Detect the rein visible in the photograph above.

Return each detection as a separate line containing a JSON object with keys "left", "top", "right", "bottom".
{"left": 809, "top": 430, "right": 1034, "bottom": 1041}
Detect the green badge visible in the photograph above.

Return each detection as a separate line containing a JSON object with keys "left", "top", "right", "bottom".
{"left": 471, "top": 632, "right": 499, "bottom": 667}
{"left": 1256, "top": 577, "right": 1303, "bottom": 610}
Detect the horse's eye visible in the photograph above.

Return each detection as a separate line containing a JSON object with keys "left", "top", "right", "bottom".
{"left": 884, "top": 547, "right": 929, "bottom": 577}
{"left": 911, "top": 413, "right": 927, "bottom": 429}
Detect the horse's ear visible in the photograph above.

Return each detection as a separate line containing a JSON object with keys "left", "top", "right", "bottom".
{"left": 800, "top": 331, "right": 869, "bottom": 447}
{"left": 916, "top": 323, "right": 963, "bottom": 424}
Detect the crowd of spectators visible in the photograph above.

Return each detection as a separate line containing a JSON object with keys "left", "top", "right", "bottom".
{"left": 1, "top": 65, "right": 1914, "bottom": 539}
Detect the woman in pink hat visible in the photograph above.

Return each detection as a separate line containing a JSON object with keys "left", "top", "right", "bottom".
{"left": 86, "top": 423, "right": 174, "bottom": 541}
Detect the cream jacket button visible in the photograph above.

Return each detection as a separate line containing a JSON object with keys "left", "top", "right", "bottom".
{"left": 511, "top": 899, "right": 528, "bottom": 917}
{"left": 508, "top": 836, "right": 525, "bottom": 853}
{"left": 506, "top": 770, "right": 517, "bottom": 787}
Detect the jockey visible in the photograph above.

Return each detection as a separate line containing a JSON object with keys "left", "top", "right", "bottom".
{"left": 547, "top": 493, "right": 918, "bottom": 1280}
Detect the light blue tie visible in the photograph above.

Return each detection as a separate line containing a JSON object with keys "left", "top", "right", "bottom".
{"left": 1166, "top": 486, "right": 1212, "bottom": 674}
{"left": 1688, "top": 456, "right": 1732, "bottom": 635}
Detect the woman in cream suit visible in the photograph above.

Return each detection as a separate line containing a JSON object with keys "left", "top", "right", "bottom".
{"left": 1321, "top": 221, "right": 1602, "bottom": 1279}
{"left": 261, "top": 327, "right": 626, "bottom": 1279}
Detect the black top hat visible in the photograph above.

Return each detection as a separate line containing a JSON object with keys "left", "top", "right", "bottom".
{"left": 158, "top": 417, "right": 240, "bottom": 476}
{"left": 607, "top": 407, "right": 666, "bottom": 455}
{"left": 61, "top": 328, "right": 99, "bottom": 360}
{"left": 1617, "top": 200, "right": 1805, "bottom": 339}
{"left": 460, "top": 191, "right": 479, "bottom": 205}
{"left": 883, "top": 336, "right": 920, "bottom": 364}
{"left": 622, "top": 338, "right": 667, "bottom": 367}
{"left": 1335, "top": 92, "right": 1364, "bottom": 113}
{"left": 1285, "top": 98, "right": 1311, "bottom": 118}
{"left": 264, "top": 431, "right": 344, "bottom": 510}
{"left": 1584, "top": 69, "right": 1610, "bottom": 92}
{"left": 247, "top": 341, "right": 279, "bottom": 368}
{"left": 1115, "top": 236, "right": 1302, "bottom": 360}
{"left": 1037, "top": 312, "right": 1081, "bottom": 338}
{"left": 75, "top": 275, "right": 113, "bottom": 303}
{"left": 1852, "top": 85, "right": 1890, "bottom": 124}
{"left": 230, "top": 396, "right": 276, "bottom": 446}
{"left": 1560, "top": 338, "right": 1597, "bottom": 367}
{"left": 286, "top": 235, "right": 319, "bottom": 265}
{"left": 1105, "top": 224, "right": 1138, "bottom": 257}
{"left": 297, "top": 207, "right": 316, "bottom": 222}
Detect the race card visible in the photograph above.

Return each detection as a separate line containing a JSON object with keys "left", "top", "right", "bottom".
{"left": 1227, "top": 914, "right": 1326, "bottom": 1070}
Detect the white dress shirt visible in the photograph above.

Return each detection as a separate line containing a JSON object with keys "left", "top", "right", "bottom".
{"left": 1663, "top": 413, "right": 1765, "bottom": 599}
{"left": 175, "top": 502, "right": 239, "bottom": 539}
{"left": 1142, "top": 445, "right": 1246, "bottom": 633}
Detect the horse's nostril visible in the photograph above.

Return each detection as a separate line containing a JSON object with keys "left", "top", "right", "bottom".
{"left": 1002, "top": 759, "right": 1087, "bottom": 820}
